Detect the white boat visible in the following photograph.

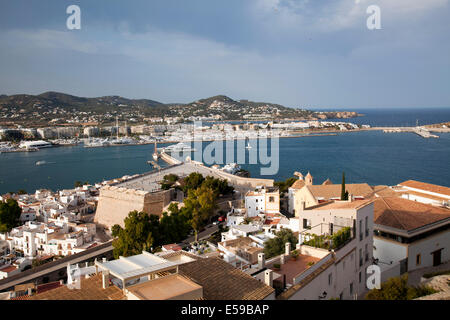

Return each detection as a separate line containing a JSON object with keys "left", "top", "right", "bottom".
{"left": 246, "top": 142, "right": 252, "bottom": 149}
{"left": 36, "top": 161, "right": 47, "bottom": 166}
{"left": 84, "top": 138, "right": 110, "bottom": 148}
{"left": 163, "top": 142, "right": 196, "bottom": 152}
{"left": 19, "top": 140, "right": 53, "bottom": 149}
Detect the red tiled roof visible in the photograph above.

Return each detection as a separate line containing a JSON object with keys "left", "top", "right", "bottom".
{"left": 37, "top": 281, "right": 63, "bottom": 294}
{"left": 374, "top": 197, "right": 450, "bottom": 231}
{"left": 399, "top": 180, "right": 450, "bottom": 197}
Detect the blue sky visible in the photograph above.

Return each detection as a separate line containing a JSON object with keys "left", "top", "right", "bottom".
{"left": 0, "top": 0, "right": 449, "bottom": 108}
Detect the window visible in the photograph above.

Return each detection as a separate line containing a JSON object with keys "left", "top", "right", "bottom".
{"left": 343, "top": 261, "right": 346, "bottom": 270}
{"left": 416, "top": 254, "right": 421, "bottom": 266}
{"left": 359, "top": 272, "right": 362, "bottom": 283}
{"left": 365, "top": 244, "right": 369, "bottom": 262}
{"left": 339, "top": 292, "right": 343, "bottom": 300}
{"left": 365, "top": 216, "right": 369, "bottom": 237}
{"left": 303, "top": 219, "right": 311, "bottom": 229}
{"left": 328, "top": 273, "right": 333, "bottom": 286}
{"left": 269, "top": 196, "right": 275, "bottom": 202}
{"left": 359, "top": 248, "right": 363, "bottom": 267}
{"left": 359, "top": 220, "right": 363, "bottom": 241}
{"left": 350, "top": 282, "right": 354, "bottom": 296}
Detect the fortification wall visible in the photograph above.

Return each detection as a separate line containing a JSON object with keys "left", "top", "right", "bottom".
{"left": 94, "top": 187, "right": 173, "bottom": 229}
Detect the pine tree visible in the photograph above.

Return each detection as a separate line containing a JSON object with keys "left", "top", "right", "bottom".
{"left": 341, "top": 172, "right": 348, "bottom": 200}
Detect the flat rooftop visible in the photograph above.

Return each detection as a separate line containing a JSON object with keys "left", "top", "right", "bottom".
{"left": 96, "top": 252, "right": 180, "bottom": 280}
{"left": 126, "top": 274, "right": 202, "bottom": 300}
{"left": 268, "top": 254, "right": 321, "bottom": 285}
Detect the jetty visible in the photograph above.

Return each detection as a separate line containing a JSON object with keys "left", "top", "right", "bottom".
{"left": 380, "top": 127, "right": 439, "bottom": 139}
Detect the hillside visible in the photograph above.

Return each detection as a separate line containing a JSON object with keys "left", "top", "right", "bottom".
{"left": 0, "top": 92, "right": 359, "bottom": 126}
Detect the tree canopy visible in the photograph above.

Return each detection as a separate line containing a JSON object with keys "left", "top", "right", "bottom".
{"left": 0, "top": 199, "right": 22, "bottom": 233}
{"left": 184, "top": 185, "right": 218, "bottom": 242}
{"left": 274, "top": 177, "right": 298, "bottom": 194}
{"left": 365, "top": 274, "right": 437, "bottom": 300}
{"left": 264, "top": 228, "right": 298, "bottom": 259}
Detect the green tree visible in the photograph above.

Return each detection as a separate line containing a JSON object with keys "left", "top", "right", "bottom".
{"left": 159, "top": 203, "right": 192, "bottom": 244}
{"left": 74, "top": 181, "right": 83, "bottom": 188}
{"left": 0, "top": 199, "right": 22, "bottom": 233}
{"left": 202, "top": 176, "right": 234, "bottom": 196}
{"left": 274, "top": 177, "right": 298, "bottom": 194}
{"left": 264, "top": 229, "right": 298, "bottom": 259}
{"left": 184, "top": 185, "right": 217, "bottom": 242}
{"left": 182, "top": 172, "right": 205, "bottom": 194}
{"left": 365, "top": 274, "right": 437, "bottom": 300}
{"left": 340, "top": 172, "right": 348, "bottom": 200}
{"left": 111, "top": 211, "right": 158, "bottom": 259}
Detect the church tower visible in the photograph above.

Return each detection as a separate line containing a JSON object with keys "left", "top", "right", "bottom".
{"left": 305, "top": 172, "right": 313, "bottom": 185}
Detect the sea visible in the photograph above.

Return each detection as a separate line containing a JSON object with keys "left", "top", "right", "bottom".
{"left": 1, "top": 108, "right": 450, "bottom": 194}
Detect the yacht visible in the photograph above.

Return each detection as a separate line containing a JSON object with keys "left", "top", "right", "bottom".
{"left": 35, "top": 161, "right": 47, "bottom": 166}
{"left": 163, "top": 142, "right": 196, "bottom": 153}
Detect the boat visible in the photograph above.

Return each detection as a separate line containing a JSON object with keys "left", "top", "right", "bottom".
{"left": 36, "top": 161, "right": 47, "bottom": 166}
{"left": 246, "top": 142, "right": 252, "bottom": 149}
{"left": 163, "top": 142, "right": 196, "bottom": 152}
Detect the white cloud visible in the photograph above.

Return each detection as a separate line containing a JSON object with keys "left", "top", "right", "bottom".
{"left": 251, "top": 0, "right": 449, "bottom": 33}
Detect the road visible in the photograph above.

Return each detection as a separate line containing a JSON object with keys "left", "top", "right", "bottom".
{"left": 179, "top": 224, "right": 221, "bottom": 246}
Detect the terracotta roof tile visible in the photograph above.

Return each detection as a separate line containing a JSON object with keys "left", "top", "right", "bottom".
{"left": 307, "top": 183, "right": 374, "bottom": 199}
{"left": 178, "top": 257, "right": 274, "bottom": 300}
{"left": 374, "top": 197, "right": 450, "bottom": 232}
{"left": 399, "top": 180, "right": 450, "bottom": 197}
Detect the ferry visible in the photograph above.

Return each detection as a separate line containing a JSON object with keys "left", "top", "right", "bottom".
{"left": 19, "top": 140, "right": 53, "bottom": 149}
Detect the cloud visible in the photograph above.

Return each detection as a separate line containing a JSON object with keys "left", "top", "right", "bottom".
{"left": 251, "top": 0, "right": 449, "bottom": 33}
{"left": 1, "top": 29, "right": 99, "bottom": 54}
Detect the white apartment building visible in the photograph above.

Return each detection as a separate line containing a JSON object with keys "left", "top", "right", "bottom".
{"left": 1, "top": 220, "right": 96, "bottom": 258}
{"left": 245, "top": 186, "right": 280, "bottom": 217}
{"left": 274, "top": 198, "right": 375, "bottom": 300}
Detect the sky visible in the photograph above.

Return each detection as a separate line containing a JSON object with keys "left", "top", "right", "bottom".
{"left": 0, "top": 0, "right": 449, "bottom": 109}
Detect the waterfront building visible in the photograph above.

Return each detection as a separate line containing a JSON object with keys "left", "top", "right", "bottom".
{"left": 372, "top": 197, "right": 450, "bottom": 281}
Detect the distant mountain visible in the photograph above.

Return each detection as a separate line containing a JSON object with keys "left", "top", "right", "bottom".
{"left": 0, "top": 92, "right": 360, "bottom": 126}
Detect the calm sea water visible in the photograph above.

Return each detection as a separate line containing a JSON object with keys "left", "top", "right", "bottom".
{"left": 327, "top": 107, "right": 450, "bottom": 127}
{"left": 1, "top": 129, "right": 450, "bottom": 194}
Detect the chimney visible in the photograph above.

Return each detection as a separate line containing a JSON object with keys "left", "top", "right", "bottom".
{"left": 285, "top": 242, "right": 291, "bottom": 255}
{"left": 280, "top": 254, "right": 285, "bottom": 265}
{"left": 27, "top": 287, "right": 33, "bottom": 296}
{"left": 348, "top": 194, "right": 353, "bottom": 202}
{"left": 264, "top": 269, "right": 273, "bottom": 287}
{"left": 102, "top": 270, "right": 110, "bottom": 289}
{"left": 258, "top": 253, "right": 265, "bottom": 269}
{"left": 102, "top": 257, "right": 107, "bottom": 263}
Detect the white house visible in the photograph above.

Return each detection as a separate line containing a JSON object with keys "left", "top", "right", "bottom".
{"left": 245, "top": 186, "right": 280, "bottom": 217}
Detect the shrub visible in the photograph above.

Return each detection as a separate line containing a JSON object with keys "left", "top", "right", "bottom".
{"left": 273, "top": 263, "right": 280, "bottom": 269}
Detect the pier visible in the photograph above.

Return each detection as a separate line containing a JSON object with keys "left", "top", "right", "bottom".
{"left": 380, "top": 127, "right": 440, "bottom": 139}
